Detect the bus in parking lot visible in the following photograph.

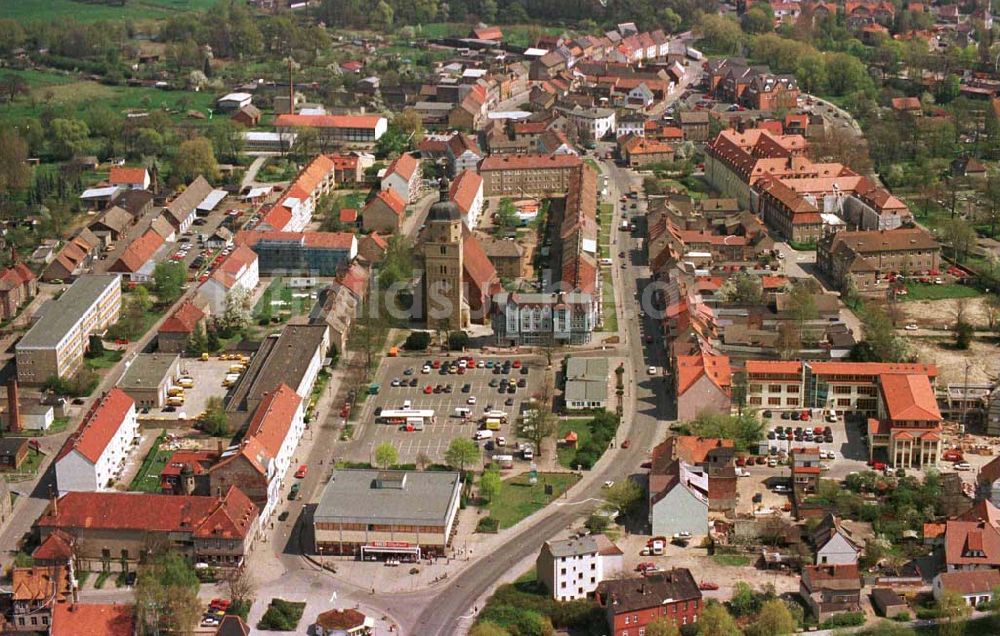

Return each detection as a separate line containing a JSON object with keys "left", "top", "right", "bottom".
{"left": 377, "top": 409, "right": 436, "bottom": 426}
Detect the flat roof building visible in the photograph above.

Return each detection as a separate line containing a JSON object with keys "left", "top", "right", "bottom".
{"left": 117, "top": 353, "right": 180, "bottom": 408}
{"left": 565, "top": 357, "right": 609, "bottom": 412}
{"left": 313, "top": 469, "right": 461, "bottom": 558}
{"left": 16, "top": 275, "right": 121, "bottom": 385}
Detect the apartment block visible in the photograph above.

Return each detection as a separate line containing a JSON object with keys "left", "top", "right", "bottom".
{"left": 478, "top": 154, "right": 583, "bottom": 197}
{"left": 15, "top": 275, "right": 121, "bottom": 385}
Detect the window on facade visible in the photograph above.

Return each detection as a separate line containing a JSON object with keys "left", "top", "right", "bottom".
{"left": 768, "top": 397, "right": 781, "bottom": 405}
{"left": 768, "top": 384, "right": 781, "bottom": 392}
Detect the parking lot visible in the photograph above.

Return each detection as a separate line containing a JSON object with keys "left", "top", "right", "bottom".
{"left": 136, "top": 356, "right": 250, "bottom": 423}
{"left": 735, "top": 409, "right": 873, "bottom": 515}
{"left": 353, "top": 354, "right": 547, "bottom": 464}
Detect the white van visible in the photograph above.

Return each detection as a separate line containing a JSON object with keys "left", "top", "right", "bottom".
{"left": 454, "top": 407, "right": 471, "bottom": 418}
{"left": 402, "top": 399, "right": 412, "bottom": 410}
{"left": 474, "top": 429, "right": 494, "bottom": 441}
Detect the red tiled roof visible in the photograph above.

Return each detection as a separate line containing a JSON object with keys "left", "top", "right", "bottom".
{"left": 0, "top": 261, "right": 36, "bottom": 291}
{"left": 366, "top": 189, "right": 406, "bottom": 217}
{"left": 108, "top": 166, "right": 147, "bottom": 186}
{"left": 945, "top": 520, "right": 1000, "bottom": 567}
{"left": 37, "top": 486, "right": 258, "bottom": 540}
{"left": 236, "top": 230, "right": 355, "bottom": 250}
{"left": 243, "top": 384, "right": 302, "bottom": 460}
{"left": 12, "top": 565, "right": 69, "bottom": 603}
{"left": 51, "top": 604, "right": 135, "bottom": 636}
{"left": 31, "top": 529, "right": 75, "bottom": 562}
{"left": 327, "top": 153, "right": 359, "bottom": 170}
{"left": 937, "top": 570, "right": 1000, "bottom": 596}
{"left": 449, "top": 170, "right": 483, "bottom": 215}
{"left": 57, "top": 388, "right": 134, "bottom": 464}
{"left": 259, "top": 204, "right": 293, "bottom": 231}
{"left": 384, "top": 153, "right": 419, "bottom": 182}
{"left": 339, "top": 208, "right": 358, "bottom": 223}
{"left": 745, "top": 360, "right": 803, "bottom": 375}
{"left": 366, "top": 232, "right": 389, "bottom": 250}
{"left": 472, "top": 26, "right": 503, "bottom": 40}
{"left": 211, "top": 245, "right": 258, "bottom": 289}
{"left": 676, "top": 352, "right": 732, "bottom": 395}
{"left": 274, "top": 114, "right": 384, "bottom": 129}
{"left": 808, "top": 362, "right": 938, "bottom": 378}
{"left": 159, "top": 300, "right": 205, "bottom": 334}
{"left": 463, "top": 228, "right": 498, "bottom": 291}
{"left": 111, "top": 229, "right": 163, "bottom": 273}
{"left": 879, "top": 373, "right": 941, "bottom": 422}
{"left": 479, "top": 153, "right": 582, "bottom": 171}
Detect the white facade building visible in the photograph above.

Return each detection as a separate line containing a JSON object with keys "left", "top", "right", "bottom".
{"left": 198, "top": 245, "right": 260, "bottom": 315}
{"left": 55, "top": 388, "right": 138, "bottom": 495}
{"left": 536, "top": 535, "right": 624, "bottom": 601}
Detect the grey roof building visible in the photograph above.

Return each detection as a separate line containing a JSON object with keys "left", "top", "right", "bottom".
{"left": 565, "top": 356, "right": 609, "bottom": 411}
{"left": 117, "top": 353, "right": 180, "bottom": 408}
{"left": 313, "top": 470, "right": 462, "bottom": 558}
{"left": 16, "top": 275, "right": 122, "bottom": 385}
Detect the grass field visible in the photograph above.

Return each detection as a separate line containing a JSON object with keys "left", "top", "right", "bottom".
{"left": 601, "top": 270, "right": 617, "bottom": 332}
{"left": 488, "top": 472, "right": 580, "bottom": 529}
{"left": 557, "top": 419, "right": 593, "bottom": 469}
{"left": 598, "top": 203, "right": 612, "bottom": 259}
{"left": 712, "top": 554, "right": 752, "bottom": 567}
{"left": 85, "top": 349, "right": 124, "bottom": 370}
{"left": 0, "top": 0, "right": 217, "bottom": 22}
{"left": 903, "top": 282, "right": 981, "bottom": 301}
{"left": 0, "top": 69, "right": 215, "bottom": 127}
{"left": 130, "top": 430, "right": 170, "bottom": 492}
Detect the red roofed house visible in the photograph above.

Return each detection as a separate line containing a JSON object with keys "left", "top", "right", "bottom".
{"left": 363, "top": 189, "right": 406, "bottom": 234}
{"left": 327, "top": 153, "right": 364, "bottom": 184}
{"left": 358, "top": 232, "right": 389, "bottom": 264}
{"left": 0, "top": 261, "right": 37, "bottom": 321}
{"left": 208, "top": 384, "right": 305, "bottom": 524}
{"left": 891, "top": 96, "right": 923, "bottom": 115}
{"left": 54, "top": 388, "right": 138, "bottom": 495}
{"left": 108, "top": 166, "right": 150, "bottom": 191}
{"left": 792, "top": 447, "right": 822, "bottom": 498}
{"left": 108, "top": 228, "right": 165, "bottom": 282}
{"left": 260, "top": 154, "right": 338, "bottom": 232}
{"left": 619, "top": 134, "right": 675, "bottom": 168}
{"left": 9, "top": 565, "right": 70, "bottom": 631}
{"left": 800, "top": 564, "right": 862, "bottom": 621}
{"left": 51, "top": 603, "right": 136, "bottom": 636}
{"left": 273, "top": 113, "right": 388, "bottom": 144}
{"left": 674, "top": 351, "right": 732, "bottom": 421}
{"left": 942, "top": 519, "right": 1000, "bottom": 572}
{"left": 868, "top": 373, "right": 943, "bottom": 469}
{"left": 449, "top": 170, "right": 484, "bottom": 229}
{"left": 934, "top": 569, "right": 1000, "bottom": 606}
{"left": 157, "top": 300, "right": 207, "bottom": 353}
{"left": 380, "top": 152, "right": 421, "bottom": 203}
{"left": 35, "top": 486, "right": 259, "bottom": 571}
{"left": 652, "top": 435, "right": 738, "bottom": 513}
{"left": 199, "top": 245, "right": 259, "bottom": 315}
{"left": 339, "top": 208, "right": 359, "bottom": 226}
{"left": 471, "top": 25, "right": 503, "bottom": 41}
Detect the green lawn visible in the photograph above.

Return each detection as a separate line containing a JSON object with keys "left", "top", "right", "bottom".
{"left": 5, "top": 448, "right": 46, "bottom": 480}
{"left": 85, "top": 349, "right": 124, "bottom": 370}
{"left": 712, "top": 554, "right": 752, "bottom": 567}
{"left": 0, "top": 0, "right": 217, "bottom": 22}
{"left": 253, "top": 277, "right": 313, "bottom": 325}
{"left": 601, "top": 270, "right": 618, "bottom": 332}
{"left": 598, "top": 203, "right": 612, "bottom": 259}
{"left": 903, "top": 282, "right": 981, "bottom": 301}
{"left": 0, "top": 70, "right": 216, "bottom": 129}
{"left": 487, "top": 472, "right": 580, "bottom": 529}
{"left": 129, "top": 431, "right": 171, "bottom": 493}
{"left": 557, "top": 419, "right": 593, "bottom": 469}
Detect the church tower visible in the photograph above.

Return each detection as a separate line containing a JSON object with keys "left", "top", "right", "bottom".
{"left": 423, "top": 178, "right": 466, "bottom": 330}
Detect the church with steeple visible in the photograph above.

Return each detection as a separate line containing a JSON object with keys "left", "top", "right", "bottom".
{"left": 418, "top": 177, "right": 500, "bottom": 330}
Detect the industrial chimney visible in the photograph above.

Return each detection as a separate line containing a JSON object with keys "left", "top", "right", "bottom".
{"left": 7, "top": 378, "right": 21, "bottom": 434}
